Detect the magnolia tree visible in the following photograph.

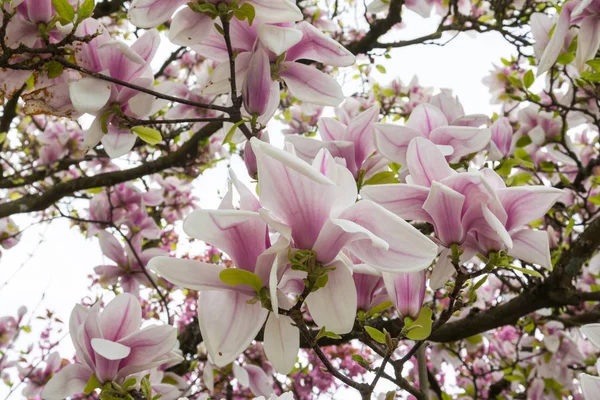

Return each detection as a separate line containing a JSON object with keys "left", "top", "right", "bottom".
{"left": 1, "top": 0, "right": 600, "bottom": 398}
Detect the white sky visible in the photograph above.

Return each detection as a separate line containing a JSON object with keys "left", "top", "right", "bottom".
{"left": 0, "top": 9, "right": 515, "bottom": 399}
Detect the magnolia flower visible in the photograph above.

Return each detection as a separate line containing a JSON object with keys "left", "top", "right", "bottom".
{"left": 42, "top": 294, "right": 181, "bottom": 400}
{"left": 352, "top": 264, "right": 388, "bottom": 312}
{"left": 286, "top": 106, "right": 385, "bottom": 178}
{"left": 18, "top": 352, "right": 63, "bottom": 399}
{"left": 367, "top": 0, "right": 433, "bottom": 18}
{"left": 94, "top": 232, "right": 167, "bottom": 296}
{"left": 580, "top": 324, "right": 600, "bottom": 398}
{"left": 199, "top": 19, "right": 355, "bottom": 107}
{"left": 129, "top": 0, "right": 302, "bottom": 30}
{"left": 374, "top": 97, "right": 491, "bottom": 167}
{"left": 233, "top": 363, "right": 275, "bottom": 398}
{"left": 383, "top": 270, "right": 426, "bottom": 319}
{"left": 0, "top": 217, "right": 21, "bottom": 259}
{"left": 537, "top": 0, "right": 600, "bottom": 74}
{"left": 149, "top": 171, "right": 299, "bottom": 374}
{"left": 363, "top": 137, "right": 563, "bottom": 287}
{"left": 487, "top": 117, "right": 514, "bottom": 161}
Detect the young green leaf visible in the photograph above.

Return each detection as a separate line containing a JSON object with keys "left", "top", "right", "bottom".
{"left": 506, "top": 265, "right": 543, "bottom": 278}
{"left": 52, "top": 0, "right": 76, "bottom": 22}
{"left": 364, "top": 326, "right": 386, "bottom": 344}
{"left": 132, "top": 126, "right": 162, "bottom": 145}
{"left": 405, "top": 307, "right": 433, "bottom": 340}
{"left": 83, "top": 374, "right": 101, "bottom": 395}
{"left": 523, "top": 70, "right": 534, "bottom": 88}
{"left": 219, "top": 268, "right": 263, "bottom": 293}
{"left": 365, "top": 301, "right": 392, "bottom": 318}
{"left": 78, "top": 0, "right": 96, "bottom": 20}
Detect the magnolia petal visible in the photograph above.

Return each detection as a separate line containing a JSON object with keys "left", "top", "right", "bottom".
{"left": 537, "top": 3, "right": 573, "bottom": 75}
{"left": 582, "top": 324, "right": 600, "bottom": 350}
{"left": 429, "top": 126, "right": 492, "bottom": 163}
{"left": 251, "top": 137, "right": 336, "bottom": 250}
{"left": 232, "top": 363, "right": 250, "bottom": 387}
{"left": 101, "top": 129, "right": 137, "bottom": 159}
{"left": 382, "top": 270, "right": 426, "bottom": 319}
{"left": 257, "top": 24, "right": 303, "bottom": 55}
{"left": 169, "top": 7, "right": 213, "bottom": 46}
{"left": 244, "top": 365, "right": 274, "bottom": 398}
{"left": 41, "top": 363, "right": 92, "bottom": 400}
{"left": 148, "top": 257, "right": 255, "bottom": 296}
{"left": 581, "top": 374, "right": 600, "bottom": 400}
{"left": 251, "top": 0, "right": 303, "bottom": 23}
{"left": 203, "top": 360, "right": 215, "bottom": 393}
{"left": 482, "top": 204, "right": 513, "bottom": 249}
{"left": 286, "top": 22, "right": 355, "bottom": 67}
{"left": 347, "top": 105, "right": 379, "bottom": 164}
{"left": 305, "top": 260, "right": 357, "bottom": 334}
{"left": 422, "top": 182, "right": 466, "bottom": 245}
{"left": 509, "top": 229, "right": 552, "bottom": 270}
{"left": 129, "top": 0, "right": 187, "bottom": 28}
{"left": 373, "top": 123, "right": 422, "bottom": 165}
{"left": 360, "top": 183, "right": 431, "bottom": 221}
{"left": 197, "top": 291, "right": 268, "bottom": 367}
{"left": 242, "top": 48, "right": 272, "bottom": 116}
{"left": 406, "top": 137, "right": 456, "bottom": 187}
{"left": 576, "top": 16, "right": 600, "bottom": 70}
{"left": 279, "top": 62, "right": 344, "bottom": 106}
{"left": 406, "top": 104, "right": 449, "bottom": 136}
{"left": 98, "top": 293, "right": 142, "bottom": 341}
{"left": 496, "top": 187, "right": 563, "bottom": 231}
{"left": 339, "top": 200, "right": 438, "bottom": 272}
{"left": 263, "top": 312, "right": 300, "bottom": 374}
{"left": 69, "top": 78, "right": 111, "bottom": 114}
{"left": 183, "top": 209, "right": 267, "bottom": 272}
{"left": 430, "top": 248, "right": 455, "bottom": 290}
{"left": 91, "top": 338, "right": 131, "bottom": 360}
{"left": 97, "top": 231, "right": 126, "bottom": 265}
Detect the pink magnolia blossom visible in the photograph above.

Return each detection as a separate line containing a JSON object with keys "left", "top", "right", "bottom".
{"left": 0, "top": 217, "right": 21, "bottom": 258}
{"left": 18, "top": 352, "right": 63, "bottom": 399}
{"left": 383, "top": 270, "right": 426, "bottom": 319}
{"left": 487, "top": 117, "right": 514, "bottom": 161}
{"left": 42, "top": 294, "right": 181, "bottom": 400}
{"left": 580, "top": 324, "right": 600, "bottom": 399}
{"left": 537, "top": 0, "right": 600, "bottom": 74}
{"left": 367, "top": 0, "right": 433, "bottom": 18}
{"left": 374, "top": 95, "right": 491, "bottom": 166}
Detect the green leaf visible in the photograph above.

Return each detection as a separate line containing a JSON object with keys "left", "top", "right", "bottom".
{"left": 556, "top": 52, "right": 575, "bottom": 65}
{"left": 515, "top": 135, "right": 532, "bottom": 148}
{"left": 364, "top": 326, "right": 386, "bottom": 344}
{"left": 366, "top": 301, "right": 392, "bottom": 317}
{"left": 83, "top": 374, "right": 101, "bottom": 395}
{"left": 239, "top": 3, "right": 255, "bottom": 25}
{"left": 122, "top": 378, "right": 137, "bottom": 390}
{"left": 376, "top": 64, "right": 386, "bottom": 74}
{"left": 506, "top": 265, "right": 543, "bottom": 278}
{"left": 508, "top": 75, "right": 523, "bottom": 89}
{"left": 586, "top": 59, "right": 600, "bottom": 72}
{"left": 52, "top": 0, "right": 76, "bottom": 22}
{"left": 471, "top": 275, "right": 488, "bottom": 292}
{"left": 141, "top": 376, "right": 152, "bottom": 400}
{"left": 313, "top": 273, "right": 329, "bottom": 289}
{"left": 0, "top": 133, "right": 6, "bottom": 145}
{"left": 219, "top": 268, "right": 263, "bottom": 293}
{"left": 351, "top": 354, "right": 371, "bottom": 369}
{"left": 46, "top": 61, "right": 64, "bottom": 79}
{"left": 223, "top": 120, "right": 245, "bottom": 144}
{"left": 523, "top": 70, "right": 534, "bottom": 88}
{"left": 132, "top": 126, "right": 162, "bottom": 145}
{"left": 364, "top": 171, "right": 398, "bottom": 185}
{"left": 315, "top": 326, "right": 342, "bottom": 342}
{"left": 405, "top": 307, "right": 433, "bottom": 340}
{"left": 78, "top": 0, "right": 96, "bottom": 20}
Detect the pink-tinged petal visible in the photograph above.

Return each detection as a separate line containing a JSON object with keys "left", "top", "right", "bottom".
{"left": 243, "top": 48, "right": 272, "bottom": 116}
{"left": 203, "top": 361, "right": 214, "bottom": 393}
{"left": 508, "top": 229, "right": 552, "bottom": 270}
{"left": 428, "top": 92, "right": 465, "bottom": 124}
{"left": 279, "top": 62, "right": 344, "bottom": 106}
{"left": 339, "top": 200, "right": 438, "bottom": 272}
{"left": 250, "top": 0, "right": 303, "bottom": 22}
{"left": 229, "top": 169, "right": 261, "bottom": 212}
{"left": 83, "top": 118, "right": 104, "bottom": 150}
{"left": 142, "top": 189, "right": 163, "bottom": 207}
{"left": 353, "top": 269, "right": 385, "bottom": 311}
{"left": 91, "top": 338, "right": 131, "bottom": 360}
{"left": 405, "top": 0, "right": 432, "bottom": 17}
{"left": 97, "top": 231, "right": 127, "bottom": 265}
{"left": 581, "top": 374, "right": 600, "bottom": 400}
{"left": 183, "top": 210, "right": 268, "bottom": 271}
{"left": 203, "top": 52, "right": 252, "bottom": 95}
{"left": 373, "top": 123, "right": 423, "bottom": 165}
{"left": 537, "top": 3, "right": 574, "bottom": 75}
{"left": 128, "top": 0, "right": 187, "bottom": 28}
{"left": 531, "top": 13, "right": 556, "bottom": 59}
{"left": 5, "top": 17, "right": 38, "bottom": 48}
{"left": 101, "top": 128, "right": 137, "bottom": 159}
{"left": 191, "top": 30, "right": 231, "bottom": 62}
{"left": 582, "top": 324, "right": 600, "bottom": 350}
{"left": 422, "top": 182, "right": 465, "bottom": 245}
{"left": 41, "top": 363, "right": 92, "bottom": 400}
{"left": 481, "top": 205, "right": 513, "bottom": 249}
{"left": 429, "top": 126, "right": 491, "bottom": 163}
{"left": 148, "top": 257, "right": 256, "bottom": 296}
{"left": 117, "top": 325, "right": 180, "bottom": 379}
{"left": 251, "top": 137, "right": 336, "bottom": 250}
{"left": 406, "top": 104, "right": 449, "bottom": 137}
{"left": 285, "top": 135, "right": 357, "bottom": 174}
{"left": 0, "top": 68, "right": 31, "bottom": 102}
{"left": 360, "top": 183, "right": 431, "bottom": 222}
{"left": 98, "top": 293, "right": 142, "bottom": 341}
{"left": 382, "top": 270, "right": 426, "bottom": 319}
{"left": 489, "top": 117, "right": 513, "bottom": 160}
{"left": 257, "top": 24, "right": 303, "bottom": 55}
{"left": 263, "top": 312, "right": 299, "bottom": 374}
{"left": 69, "top": 78, "right": 111, "bottom": 114}
{"left": 197, "top": 291, "right": 268, "bottom": 367}
{"left": 168, "top": 7, "right": 213, "bottom": 47}
{"left": 430, "top": 248, "right": 454, "bottom": 290}
{"left": 305, "top": 260, "right": 357, "bottom": 334}
{"left": 286, "top": 22, "right": 355, "bottom": 67}
{"left": 311, "top": 148, "right": 357, "bottom": 215}
{"left": 319, "top": 117, "right": 347, "bottom": 141}
{"left": 496, "top": 187, "right": 564, "bottom": 231}
{"left": 244, "top": 365, "right": 274, "bottom": 398}
{"left": 22, "top": 83, "right": 79, "bottom": 118}
{"left": 576, "top": 16, "right": 600, "bottom": 70}
{"left": 406, "top": 137, "right": 456, "bottom": 187}
{"left": 233, "top": 363, "right": 250, "bottom": 388}
{"left": 451, "top": 114, "right": 490, "bottom": 127}
{"left": 347, "top": 105, "right": 379, "bottom": 166}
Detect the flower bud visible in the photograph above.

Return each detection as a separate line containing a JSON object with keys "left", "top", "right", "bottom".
{"left": 242, "top": 48, "right": 272, "bottom": 116}
{"left": 488, "top": 117, "right": 513, "bottom": 160}
{"left": 383, "top": 270, "right": 426, "bottom": 319}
